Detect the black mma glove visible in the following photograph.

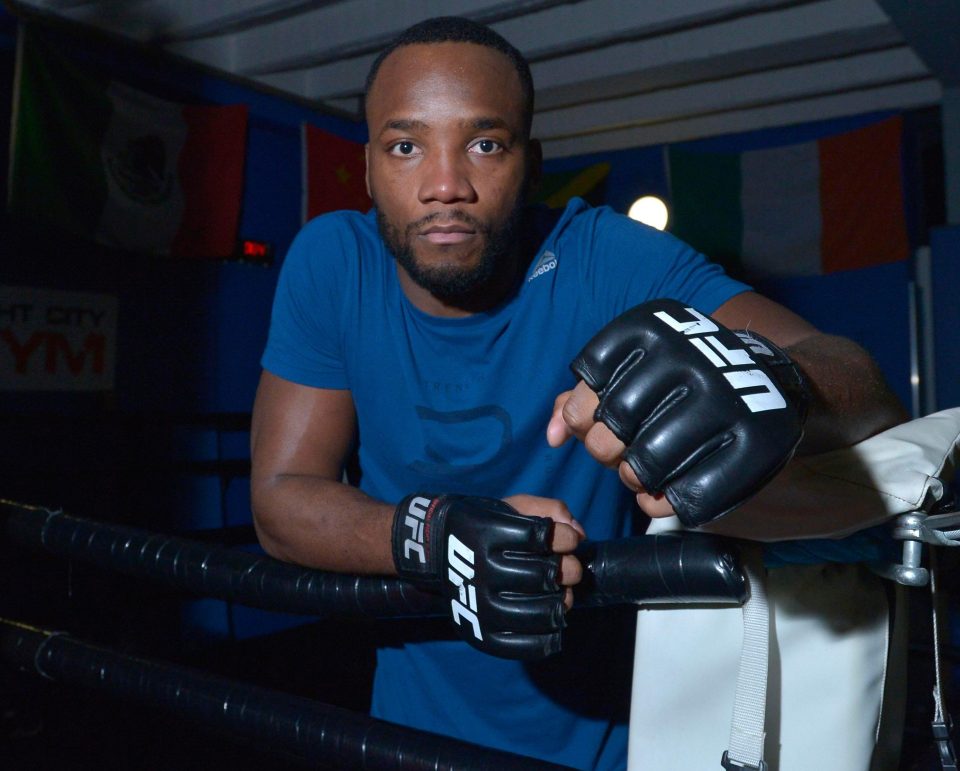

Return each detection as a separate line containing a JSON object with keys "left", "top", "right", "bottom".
{"left": 571, "top": 298, "right": 809, "bottom": 527}
{"left": 392, "top": 494, "right": 566, "bottom": 660}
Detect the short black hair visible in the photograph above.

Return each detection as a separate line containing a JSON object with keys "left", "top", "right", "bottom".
{"left": 364, "top": 16, "right": 535, "bottom": 138}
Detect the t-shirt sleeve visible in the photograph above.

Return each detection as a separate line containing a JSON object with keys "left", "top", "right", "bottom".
{"left": 260, "top": 215, "right": 353, "bottom": 389}
{"left": 580, "top": 206, "right": 751, "bottom": 329}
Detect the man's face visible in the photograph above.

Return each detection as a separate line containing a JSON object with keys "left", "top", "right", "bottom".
{"left": 364, "top": 42, "right": 534, "bottom": 301}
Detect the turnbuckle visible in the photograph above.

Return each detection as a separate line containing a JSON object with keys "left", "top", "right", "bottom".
{"left": 871, "top": 509, "right": 960, "bottom": 587}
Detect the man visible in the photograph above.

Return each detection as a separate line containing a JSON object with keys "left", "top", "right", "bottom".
{"left": 251, "top": 16, "right": 905, "bottom": 769}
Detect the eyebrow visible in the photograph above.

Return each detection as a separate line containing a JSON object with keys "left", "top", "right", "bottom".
{"left": 378, "top": 116, "right": 513, "bottom": 138}
{"left": 470, "top": 117, "right": 511, "bottom": 132}
{"left": 380, "top": 119, "right": 429, "bottom": 135}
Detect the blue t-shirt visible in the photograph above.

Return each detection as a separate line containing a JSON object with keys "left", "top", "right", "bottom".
{"left": 261, "top": 198, "right": 749, "bottom": 769}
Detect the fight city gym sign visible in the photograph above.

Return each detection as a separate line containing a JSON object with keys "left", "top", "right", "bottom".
{"left": 0, "top": 285, "right": 117, "bottom": 392}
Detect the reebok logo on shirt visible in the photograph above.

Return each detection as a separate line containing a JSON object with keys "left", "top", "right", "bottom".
{"left": 527, "top": 250, "right": 557, "bottom": 282}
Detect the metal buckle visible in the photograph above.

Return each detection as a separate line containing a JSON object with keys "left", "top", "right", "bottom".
{"left": 721, "top": 751, "right": 767, "bottom": 770}
{"left": 933, "top": 718, "right": 959, "bottom": 771}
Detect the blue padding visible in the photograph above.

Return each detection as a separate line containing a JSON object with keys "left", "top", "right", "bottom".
{"left": 753, "top": 260, "right": 912, "bottom": 410}
{"left": 763, "top": 524, "right": 899, "bottom": 568}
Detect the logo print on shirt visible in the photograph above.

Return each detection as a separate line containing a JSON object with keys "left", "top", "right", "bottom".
{"left": 527, "top": 250, "right": 558, "bottom": 282}
{"left": 408, "top": 405, "right": 512, "bottom": 478}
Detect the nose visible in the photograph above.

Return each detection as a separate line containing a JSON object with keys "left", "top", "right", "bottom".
{"left": 417, "top": 149, "right": 477, "bottom": 205}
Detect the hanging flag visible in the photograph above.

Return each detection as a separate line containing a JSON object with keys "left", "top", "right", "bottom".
{"left": 7, "top": 28, "right": 248, "bottom": 259}
{"left": 302, "top": 123, "right": 369, "bottom": 222}
{"left": 535, "top": 162, "right": 610, "bottom": 209}
{"left": 667, "top": 117, "right": 909, "bottom": 278}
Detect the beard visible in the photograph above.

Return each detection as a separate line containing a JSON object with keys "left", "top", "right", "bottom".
{"left": 376, "top": 199, "right": 525, "bottom": 300}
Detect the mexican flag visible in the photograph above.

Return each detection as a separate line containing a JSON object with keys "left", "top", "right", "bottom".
{"left": 302, "top": 123, "right": 370, "bottom": 222}
{"left": 668, "top": 117, "right": 909, "bottom": 278}
{"left": 8, "top": 28, "right": 248, "bottom": 258}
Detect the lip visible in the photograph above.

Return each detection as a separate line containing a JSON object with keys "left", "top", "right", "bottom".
{"left": 419, "top": 224, "right": 476, "bottom": 245}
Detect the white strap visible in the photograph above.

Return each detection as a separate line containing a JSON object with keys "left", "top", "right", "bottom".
{"left": 724, "top": 550, "right": 769, "bottom": 770}
{"left": 930, "top": 548, "right": 959, "bottom": 770}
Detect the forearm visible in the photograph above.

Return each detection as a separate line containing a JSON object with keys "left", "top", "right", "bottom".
{"left": 786, "top": 333, "right": 907, "bottom": 455}
{"left": 252, "top": 475, "right": 396, "bottom": 575}
{"left": 700, "top": 460, "right": 888, "bottom": 541}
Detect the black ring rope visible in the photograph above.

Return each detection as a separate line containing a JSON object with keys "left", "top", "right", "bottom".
{"left": 1, "top": 499, "right": 444, "bottom": 618}
{"left": 0, "top": 617, "right": 576, "bottom": 771}
{"left": 1, "top": 498, "right": 747, "bottom": 617}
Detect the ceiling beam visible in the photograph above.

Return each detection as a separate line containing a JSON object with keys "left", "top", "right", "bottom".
{"left": 540, "top": 78, "right": 940, "bottom": 158}
{"left": 534, "top": 47, "right": 928, "bottom": 139}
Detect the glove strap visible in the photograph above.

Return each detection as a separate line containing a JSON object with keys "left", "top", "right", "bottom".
{"left": 392, "top": 494, "right": 445, "bottom": 586}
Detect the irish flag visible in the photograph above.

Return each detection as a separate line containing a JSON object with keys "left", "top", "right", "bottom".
{"left": 668, "top": 117, "right": 909, "bottom": 278}
{"left": 8, "top": 28, "right": 248, "bottom": 259}
{"left": 302, "top": 123, "right": 370, "bottom": 222}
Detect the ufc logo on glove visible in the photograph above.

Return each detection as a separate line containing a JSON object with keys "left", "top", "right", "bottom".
{"left": 446, "top": 535, "right": 482, "bottom": 640}
{"left": 653, "top": 305, "right": 787, "bottom": 413}
{"left": 401, "top": 496, "right": 430, "bottom": 563}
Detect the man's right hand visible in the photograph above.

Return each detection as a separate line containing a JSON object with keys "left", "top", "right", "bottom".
{"left": 391, "top": 493, "right": 583, "bottom": 660}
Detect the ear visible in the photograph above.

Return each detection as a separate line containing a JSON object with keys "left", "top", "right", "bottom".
{"left": 364, "top": 143, "right": 372, "bottom": 198}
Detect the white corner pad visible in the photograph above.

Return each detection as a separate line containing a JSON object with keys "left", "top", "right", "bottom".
{"left": 649, "top": 407, "right": 960, "bottom": 540}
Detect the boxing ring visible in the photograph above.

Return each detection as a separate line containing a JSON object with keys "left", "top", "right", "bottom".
{"left": 1, "top": 408, "right": 959, "bottom": 770}
{"left": 0, "top": 499, "right": 745, "bottom": 770}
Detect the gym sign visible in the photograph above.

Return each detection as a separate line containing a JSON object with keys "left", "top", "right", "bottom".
{"left": 0, "top": 285, "right": 117, "bottom": 391}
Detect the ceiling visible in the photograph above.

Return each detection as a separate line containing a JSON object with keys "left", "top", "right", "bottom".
{"left": 8, "top": 0, "right": 960, "bottom": 159}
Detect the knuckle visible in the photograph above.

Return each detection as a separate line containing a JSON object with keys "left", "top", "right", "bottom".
{"left": 560, "top": 396, "right": 588, "bottom": 428}
{"left": 563, "top": 555, "right": 583, "bottom": 584}
{"left": 584, "top": 425, "right": 619, "bottom": 462}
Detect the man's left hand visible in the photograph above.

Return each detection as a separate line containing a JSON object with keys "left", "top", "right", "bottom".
{"left": 548, "top": 299, "right": 809, "bottom": 527}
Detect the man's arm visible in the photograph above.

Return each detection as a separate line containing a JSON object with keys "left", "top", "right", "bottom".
{"left": 251, "top": 370, "right": 584, "bottom": 580}
{"left": 547, "top": 291, "right": 907, "bottom": 527}
{"left": 250, "top": 370, "right": 396, "bottom": 574}
{"left": 252, "top": 370, "right": 588, "bottom": 658}
{"left": 711, "top": 291, "right": 908, "bottom": 452}
{"left": 550, "top": 291, "right": 906, "bottom": 461}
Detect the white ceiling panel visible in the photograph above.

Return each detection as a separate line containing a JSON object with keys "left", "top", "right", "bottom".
{"left": 8, "top": 0, "right": 953, "bottom": 157}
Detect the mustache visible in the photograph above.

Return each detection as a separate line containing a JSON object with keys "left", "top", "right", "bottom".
{"left": 407, "top": 210, "right": 487, "bottom": 234}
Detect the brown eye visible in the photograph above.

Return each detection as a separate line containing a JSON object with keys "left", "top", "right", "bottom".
{"left": 469, "top": 139, "right": 502, "bottom": 155}
{"left": 389, "top": 141, "right": 419, "bottom": 157}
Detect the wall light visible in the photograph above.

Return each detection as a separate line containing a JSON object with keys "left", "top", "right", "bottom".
{"left": 628, "top": 196, "right": 669, "bottom": 231}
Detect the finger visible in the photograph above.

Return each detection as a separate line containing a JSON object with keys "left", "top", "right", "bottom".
{"left": 618, "top": 460, "right": 642, "bottom": 492}
{"left": 583, "top": 421, "right": 626, "bottom": 468}
{"left": 546, "top": 391, "right": 575, "bottom": 447}
{"left": 635, "top": 488, "right": 675, "bottom": 519}
{"left": 558, "top": 553, "right": 583, "bottom": 587}
{"left": 564, "top": 586, "right": 574, "bottom": 611}
{"left": 551, "top": 522, "right": 583, "bottom": 553}
{"left": 504, "top": 495, "right": 586, "bottom": 539}
{"left": 617, "top": 463, "right": 674, "bottom": 516}
{"left": 559, "top": 381, "right": 600, "bottom": 442}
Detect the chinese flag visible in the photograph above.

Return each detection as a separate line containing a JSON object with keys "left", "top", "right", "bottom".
{"left": 302, "top": 123, "right": 370, "bottom": 222}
